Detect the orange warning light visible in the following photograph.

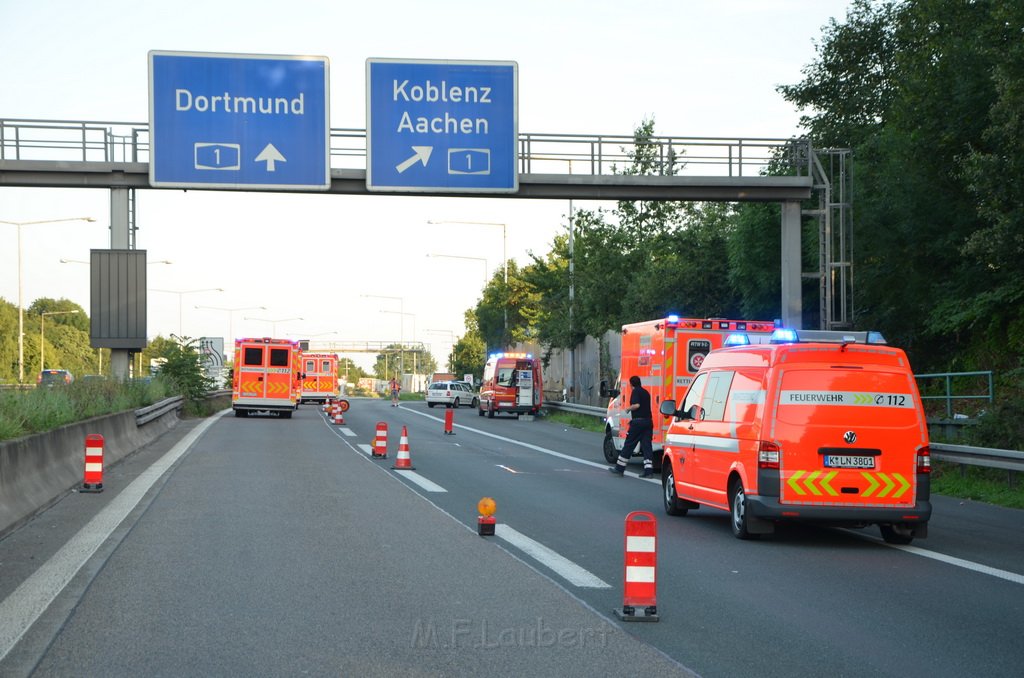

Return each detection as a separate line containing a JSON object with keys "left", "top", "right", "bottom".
{"left": 477, "top": 497, "right": 497, "bottom": 517}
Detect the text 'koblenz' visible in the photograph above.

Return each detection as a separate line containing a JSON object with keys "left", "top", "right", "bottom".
{"left": 393, "top": 79, "right": 491, "bottom": 135}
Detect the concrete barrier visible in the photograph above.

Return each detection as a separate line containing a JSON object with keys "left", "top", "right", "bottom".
{"left": 0, "top": 407, "right": 180, "bottom": 539}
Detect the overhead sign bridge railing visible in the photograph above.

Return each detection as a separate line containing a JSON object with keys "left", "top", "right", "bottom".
{"left": 0, "top": 118, "right": 814, "bottom": 180}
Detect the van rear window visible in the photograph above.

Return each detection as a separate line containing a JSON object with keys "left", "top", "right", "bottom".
{"left": 269, "top": 348, "right": 290, "bottom": 367}
{"left": 243, "top": 347, "right": 263, "bottom": 366}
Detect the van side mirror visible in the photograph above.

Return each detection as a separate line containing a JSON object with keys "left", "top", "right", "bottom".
{"left": 659, "top": 399, "right": 677, "bottom": 417}
{"left": 600, "top": 380, "right": 621, "bottom": 399}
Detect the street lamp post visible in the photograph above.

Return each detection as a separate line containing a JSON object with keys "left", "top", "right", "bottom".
{"left": 242, "top": 316, "right": 304, "bottom": 336}
{"left": 427, "top": 220, "right": 507, "bottom": 342}
{"left": 150, "top": 288, "right": 224, "bottom": 337}
{"left": 361, "top": 294, "right": 405, "bottom": 375}
{"left": 195, "top": 305, "right": 266, "bottom": 345}
{"left": 40, "top": 309, "right": 82, "bottom": 372}
{"left": 1, "top": 216, "right": 95, "bottom": 383}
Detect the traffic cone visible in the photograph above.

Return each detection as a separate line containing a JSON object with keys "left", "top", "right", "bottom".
{"left": 444, "top": 407, "right": 455, "bottom": 435}
{"left": 392, "top": 425, "right": 415, "bottom": 469}
{"left": 333, "top": 402, "right": 345, "bottom": 425}
{"left": 81, "top": 434, "right": 104, "bottom": 493}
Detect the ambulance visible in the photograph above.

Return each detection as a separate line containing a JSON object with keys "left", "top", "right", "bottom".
{"left": 232, "top": 337, "right": 302, "bottom": 418}
{"left": 478, "top": 351, "right": 543, "bottom": 418}
{"left": 658, "top": 328, "right": 932, "bottom": 543}
{"left": 602, "top": 316, "right": 776, "bottom": 466}
{"left": 300, "top": 352, "right": 339, "bottom": 404}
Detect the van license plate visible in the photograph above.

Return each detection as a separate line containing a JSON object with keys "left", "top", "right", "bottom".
{"left": 824, "top": 455, "right": 875, "bottom": 469}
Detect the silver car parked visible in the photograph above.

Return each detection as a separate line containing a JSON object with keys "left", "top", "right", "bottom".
{"left": 426, "top": 381, "right": 479, "bottom": 409}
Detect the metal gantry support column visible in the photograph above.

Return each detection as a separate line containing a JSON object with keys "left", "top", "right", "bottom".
{"left": 780, "top": 201, "right": 803, "bottom": 329}
{"left": 108, "top": 187, "right": 132, "bottom": 381}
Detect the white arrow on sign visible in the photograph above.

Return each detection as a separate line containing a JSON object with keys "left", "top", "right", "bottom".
{"left": 255, "top": 143, "right": 286, "bottom": 172}
{"left": 396, "top": 146, "right": 433, "bottom": 173}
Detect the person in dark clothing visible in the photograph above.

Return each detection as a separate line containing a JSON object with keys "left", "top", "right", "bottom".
{"left": 609, "top": 375, "right": 655, "bottom": 478}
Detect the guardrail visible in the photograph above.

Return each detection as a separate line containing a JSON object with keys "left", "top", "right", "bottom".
{"left": 135, "top": 395, "right": 184, "bottom": 425}
{"left": 545, "top": 402, "right": 1022, "bottom": 480}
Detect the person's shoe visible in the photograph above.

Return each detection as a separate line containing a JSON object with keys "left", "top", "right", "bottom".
{"left": 608, "top": 466, "right": 625, "bottom": 475}
{"left": 640, "top": 469, "right": 654, "bottom": 479}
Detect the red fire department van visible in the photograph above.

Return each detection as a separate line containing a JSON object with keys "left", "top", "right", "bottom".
{"left": 602, "top": 316, "right": 776, "bottom": 466}
{"left": 300, "top": 352, "right": 339, "bottom": 404}
{"left": 659, "top": 328, "right": 932, "bottom": 543}
{"left": 232, "top": 337, "right": 302, "bottom": 418}
{"left": 478, "top": 351, "right": 543, "bottom": 418}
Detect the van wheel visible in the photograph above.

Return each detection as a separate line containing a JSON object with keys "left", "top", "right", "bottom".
{"left": 452, "top": 398, "right": 460, "bottom": 408}
{"left": 477, "top": 405, "right": 484, "bottom": 417}
{"left": 603, "top": 433, "right": 618, "bottom": 464}
{"left": 234, "top": 409, "right": 247, "bottom": 418}
{"left": 471, "top": 397, "right": 479, "bottom": 409}
{"left": 729, "top": 480, "right": 759, "bottom": 540}
{"left": 879, "top": 523, "right": 915, "bottom": 545}
{"left": 662, "top": 466, "right": 688, "bottom": 516}
{"left": 427, "top": 402, "right": 435, "bottom": 408}
{"left": 487, "top": 403, "right": 495, "bottom": 418}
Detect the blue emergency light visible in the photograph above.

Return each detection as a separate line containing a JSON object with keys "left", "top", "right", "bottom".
{"left": 770, "top": 328, "right": 800, "bottom": 344}
{"left": 723, "top": 333, "right": 751, "bottom": 347}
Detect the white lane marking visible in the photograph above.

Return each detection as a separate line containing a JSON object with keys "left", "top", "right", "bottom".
{"left": 394, "top": 470, "right": 448, "bottom": 493}
{"left": 495, "top": 524, "right": 610, "bottom": 589}
{"left": 403, "top": 406, "right": 1024, "bottom": 585}
{"left": 340, "top": 427, "right": 357, "bottom": 437}
{"left": 357, "top": 444, "right": 374, "bottom": 456}
{"left": 886, "top": 543, "right": 1024, "bottom": 585}
{"left": 0, "top": 410, "right": 228, "bottom": 662}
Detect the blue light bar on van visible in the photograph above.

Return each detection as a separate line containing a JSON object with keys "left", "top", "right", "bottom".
{"left": 770, "top": 328, "right": 800, "bottom": 344}
{"left": 665, "top": 314, "right": 680, "bottom": 327}
{"left": 723, "top": 333, "right": 751, "bottom": 347}
{"left": 867, "top": 331, "right": 887, "bottom": 344}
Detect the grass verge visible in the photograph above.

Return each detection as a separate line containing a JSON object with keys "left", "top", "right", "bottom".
{"left": 542, "top": 410, "right": 605, "bottom": 434}
{"left": 929, "top": 462, "right": 1024, "bottom": 510}
{"left": 0, "top": 379, "right": 170, "bottom": 442}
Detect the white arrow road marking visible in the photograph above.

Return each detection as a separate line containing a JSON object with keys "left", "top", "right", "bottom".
{"left": 395, "top": 146, "right": 433, "bottom": 173}
{"left": 255, "top": 143, "right": 286, "bottom": 171}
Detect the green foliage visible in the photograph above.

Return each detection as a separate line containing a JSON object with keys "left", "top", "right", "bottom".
{"left": 775, "top": 0, "right": 1024, "bottom": 381}
{"left": 154, "top": 336, "right": 216, "bottom": 406}
{"left": 450, "top": 310, "right": 487, "bottom": 381}
{"left": 963, "top": 388, "right": 1024, "bottom": 452}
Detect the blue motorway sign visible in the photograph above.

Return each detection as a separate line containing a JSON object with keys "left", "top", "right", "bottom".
{"left": 366, "top": 59, "right": 518, "bottom": 193}
{"left": 149, "top": 51, "right": 330, "bottom": 190}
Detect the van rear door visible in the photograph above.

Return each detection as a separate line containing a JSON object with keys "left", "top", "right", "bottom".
{"left": 772, "top": 363, "right": 926, "bottom": 509}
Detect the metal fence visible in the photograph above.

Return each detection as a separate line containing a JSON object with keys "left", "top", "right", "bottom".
{"left": 915, "top": 371, "right": 994, "bottom": 419}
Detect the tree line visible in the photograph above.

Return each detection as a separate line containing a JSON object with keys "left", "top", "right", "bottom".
{"left": 447, "top": 0, "right": 1022, "bottom": 446}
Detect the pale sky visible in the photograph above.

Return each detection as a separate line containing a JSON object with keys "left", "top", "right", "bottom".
{"left": 0, "top": 0, "right": 852, "bottom": 369}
